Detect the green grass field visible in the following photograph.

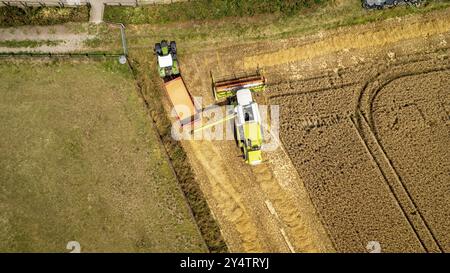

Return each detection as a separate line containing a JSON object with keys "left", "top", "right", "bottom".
{"left": 0, "top": 60, "right": 207, "bottom": 252}
{"left": 104, "top": 0, "right": 326, "bottom": 24}
{"left": 0, "top": 6, "right": 89, "bottom": 27}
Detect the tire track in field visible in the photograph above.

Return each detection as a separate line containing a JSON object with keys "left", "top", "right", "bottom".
{"left": 351, "top": 49, "right": 450, "bottom": 252}
{"left": 263, "top": 47, "right": 450, "bottom": 252}
{"left": 357, "top": 69, "right": 450, "bottom": 252}
{"left": 350, "top": 113, "right": 441, "bottom": 252}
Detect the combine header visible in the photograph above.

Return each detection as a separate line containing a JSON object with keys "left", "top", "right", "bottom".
{"left": 212, "top": 69, "right": 266, "bottom": 101}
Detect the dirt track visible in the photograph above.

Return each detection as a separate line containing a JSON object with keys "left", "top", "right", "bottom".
{"left": 0, "top": 24, "right": 94, "bottom": 53}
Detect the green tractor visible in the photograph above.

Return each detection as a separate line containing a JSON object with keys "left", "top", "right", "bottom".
{"left": 154, "top": 40, "right": 179, "bottom": 79}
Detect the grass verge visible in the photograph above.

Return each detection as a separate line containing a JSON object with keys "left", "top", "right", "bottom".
{"left": 85, "top": 1, "right": 450, "bottom": 55}
{"left": 0, "top": 6, "right": 89, "bottom": 27}
{"left": 0, "top": 39, "right": 63, "bottom": 48}
{"left": 104, "top": 0, "right": 326, "bottom": 24}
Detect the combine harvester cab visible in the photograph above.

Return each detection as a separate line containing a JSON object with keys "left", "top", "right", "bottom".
{"left": 212, "top": 69, "right": 266, "bottom": 101}
{"left": 234, "top": 89, "right": 263, "bottom": 165}
{"left": 155, "top": 40, "right": 199, "bottom": 127}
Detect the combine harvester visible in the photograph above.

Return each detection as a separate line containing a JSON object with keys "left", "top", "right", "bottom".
{"left": 195, "top": 71, "right": 267, "bottom": 165}
{"left": 154, "top": 40, "right": 199, "bottom": 126}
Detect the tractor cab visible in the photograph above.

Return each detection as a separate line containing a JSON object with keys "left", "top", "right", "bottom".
{"left": 157, "top": 54, "right": 173, "bottom": 69}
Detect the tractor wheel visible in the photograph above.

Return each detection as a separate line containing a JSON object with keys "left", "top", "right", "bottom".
{"left": 413, "top": 1, "right": 422, "bottom": 7}
{"left": 159, "top": 67, "right": 165, "bottom": 78}
{"left": 172, "top": 60, "right": 180, "bottom": 75}
{"left": 154, "top": 43, "right": 162, "bottom": 55}
{"left": 226, "top": 96, "right": 236, "bottom": 105}
{"left": 170, "top": 41, "right": 177, "bottom": 54}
